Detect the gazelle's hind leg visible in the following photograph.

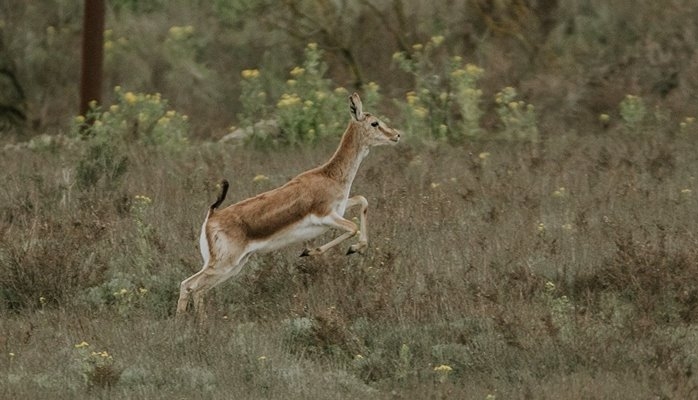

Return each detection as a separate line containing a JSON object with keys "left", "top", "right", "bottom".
{"left": 177, "top": 251, "right": 251, "bottom": 319}
{"left": 177, "top": 265, "right": 209, "bottom": 316}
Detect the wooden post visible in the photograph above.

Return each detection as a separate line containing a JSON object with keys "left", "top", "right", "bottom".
{"left": 79, "top": 0, "right": 105, "bottom": 117}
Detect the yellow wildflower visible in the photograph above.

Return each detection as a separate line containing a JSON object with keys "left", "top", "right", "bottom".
{"left": 307, "top": 42, "right": 318, "bottom": 50}
{"left": 413, "top": 106, "right": 428, "bottom": 118}
{"left": 241, "top": 69, "right": 260, "bottom": 79}
{"left": 75, "top": 341, "right": 89, "bottom": 349}
{"left": 451, "top": 68, "right": 466, "bottom": 78}
{"left": 168, "top": 25, "right": 192, "bottom": 40}
{"left": 123, "top": 91, "right": 137, "bottom": 105}
{"left": 253, "top": 174, "right": 269, "bottom": 183}
{"left": 478, "top": 152, "right": 491, "bottom": 160}
{"left": 433, "top": 364, "right": 452, "bottom": 372}
{"left": 412, "top": 43, "right": 423, "bottom": 51}
{"left": 290, "top": 66, "right": 305, "bottom": 77}
{"left": 465, "top": 63, "right": 483, "bottom": 77}
{"left": 406, "top": 91, "right": 418, "bottom": 105}
{"left": 135, "top": 194, "right": 152, "bottom": 204}
{"left": 545, "top": 281, "right": 556, "bottom": 292}
{"left": 277, "top": 93, "right": 301, "bottom": 108}
{"left": 430, "top": 35, "right": 445, "bottom": 46}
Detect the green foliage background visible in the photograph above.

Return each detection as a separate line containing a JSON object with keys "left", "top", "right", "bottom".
{"left": 2, "top": 1, "right": 698, "bottom": 399}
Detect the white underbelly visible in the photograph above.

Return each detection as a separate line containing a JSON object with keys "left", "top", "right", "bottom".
{"left": 250, "top": 214, "right": 329, "bottom": 253}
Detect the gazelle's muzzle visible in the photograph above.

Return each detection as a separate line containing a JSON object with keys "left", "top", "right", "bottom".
{"left": 390, "top": 131, "right": 401, "bottom": 143}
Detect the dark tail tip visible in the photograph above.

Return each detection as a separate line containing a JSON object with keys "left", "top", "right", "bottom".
{"left": 210, "top": 179, "right": 229, "bottom": 210}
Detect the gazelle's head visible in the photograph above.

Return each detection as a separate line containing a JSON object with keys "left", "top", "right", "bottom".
{"left": 349, "top": 92, "right": 401, "bottom": 146}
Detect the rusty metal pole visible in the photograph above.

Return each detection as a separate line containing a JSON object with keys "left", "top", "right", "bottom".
{"left": 79, "top": 0, "right": 105, "bottom": 117}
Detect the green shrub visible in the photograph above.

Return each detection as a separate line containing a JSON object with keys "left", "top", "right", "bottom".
{"left": 272, "top": 43, "right": 355, "bottom": 146}
{"left": 72, "top": 88, "right": 189, "bottom": 190}
{"left": 393, "top": 37, "right": 490, "bottom": 142}
{"left": 392, "top": 36, "right": 453, "bottom": 141}
{"left": 73, "top": 341, "right": 121, "bottom": 390}
{"left": 238, "top": 43, "right": 384, "bottom": 147}
{"left": 619, "top": 94, "right": 648, "bottom": 134}
{"left": 494, "top": 86, "right": 539, "bottom": 142}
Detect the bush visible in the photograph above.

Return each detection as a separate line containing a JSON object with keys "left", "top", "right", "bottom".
{"left": 72, "top": 87, "right": 189, "bottom": 190}
{"left": 242, "top": 43, "right": 383, "bottom": 147}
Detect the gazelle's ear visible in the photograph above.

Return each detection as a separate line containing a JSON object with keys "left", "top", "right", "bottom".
{"left": 349, "top": 92, "right": 365, "bottom": 121}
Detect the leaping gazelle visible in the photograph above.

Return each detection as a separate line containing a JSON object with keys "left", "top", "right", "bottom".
{"left": 176, "top": 93, "right": 401, "bottom": 317}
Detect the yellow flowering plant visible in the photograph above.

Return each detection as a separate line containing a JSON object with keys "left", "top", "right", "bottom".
{"left": 494, "top": 86, "right": 539, "bottom": 142}
{"left": 244, "top": 43, "right": 378, "bottom": 147}
{"left": 71, "top": 87, "right": 188, "bottom": 190}
{"left": 619, "top": 94, "right": 647, "bottom": 133}
{"left": 394, "top": 36, "right": 485, "bottom": 142}
{"left": 238, "top": 68, "right": 269, "bottom": 135}
{"left": 73, "top": 341, "right": 121, "bottom": 389}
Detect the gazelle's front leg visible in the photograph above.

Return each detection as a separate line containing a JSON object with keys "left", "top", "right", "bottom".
{"left": 300, "top": 195, "right": 369, "bottom": 257}
{"left": 345, "top": 195, "right": 368, "bottom": 254}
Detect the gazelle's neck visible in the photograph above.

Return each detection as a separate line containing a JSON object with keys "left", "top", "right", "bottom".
{"left": 321, "top": 123, "right": 369, "bottom": 185}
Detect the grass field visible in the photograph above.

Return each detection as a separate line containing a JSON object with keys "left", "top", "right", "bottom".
{"left": 4, "top": 1, "right": 698, "bottom": 398}
{"left": 2, "top": 126, "right": 698, "bottom": 399}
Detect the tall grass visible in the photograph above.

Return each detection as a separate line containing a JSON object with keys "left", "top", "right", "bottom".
{"left": 2, "top": 1, "right": 698, "bottom": 398}
{"left": 2, "top": 124, "right": 698, "bottom": 398}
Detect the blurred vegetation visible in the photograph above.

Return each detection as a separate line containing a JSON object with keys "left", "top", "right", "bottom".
{"left": 2, "top": 1, "right": 698, "bottom": 399}
{"left": 1, "top": 0, "right": 697, "bottom": 139}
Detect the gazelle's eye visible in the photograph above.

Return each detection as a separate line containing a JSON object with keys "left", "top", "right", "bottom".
{"left": 371, "top": 121, "right": 379, "bottom": 127}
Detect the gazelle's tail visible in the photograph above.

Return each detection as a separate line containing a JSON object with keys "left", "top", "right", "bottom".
{"left": 208, "top": 179, "right": 229, "bottom": 216}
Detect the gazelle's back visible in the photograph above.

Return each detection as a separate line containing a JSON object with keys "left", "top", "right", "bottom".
{"left": 209, "top": 172, "right": 338, "bottom": 241}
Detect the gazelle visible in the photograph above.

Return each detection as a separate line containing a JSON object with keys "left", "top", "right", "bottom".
{"left": 176, "top": 93, "right": 400, "bottom": 317}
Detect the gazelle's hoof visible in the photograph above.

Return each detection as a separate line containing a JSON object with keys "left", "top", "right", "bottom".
{"left": 346, "top": 243, "right": 367, "bottom": 255}
{"left": 300, "top": 248, "right": 311, "bottom": 257}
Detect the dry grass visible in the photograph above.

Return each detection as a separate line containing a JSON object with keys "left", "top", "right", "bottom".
{"left": 2, "top": 128, "right": 698, "bottom": 399}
